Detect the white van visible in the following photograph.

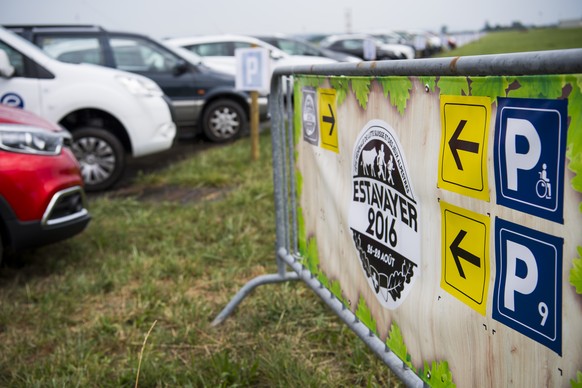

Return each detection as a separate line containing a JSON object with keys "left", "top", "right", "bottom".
{"left": 0, "top": 27, "right": 176, "bottom": 191}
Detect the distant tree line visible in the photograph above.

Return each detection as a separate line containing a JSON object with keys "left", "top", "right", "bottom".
{"left": 483, "top": 20, "right": 542, "bottom": 32}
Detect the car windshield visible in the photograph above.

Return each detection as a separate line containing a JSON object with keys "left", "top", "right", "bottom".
{"left": 38, "top": 37, "right": 103, "bottom": 65}
{"left": 373, "top": 33, "right": 404, "bottom": 45}
{"left": 168, "top": 45, "right": 203, "bottom": 65}
{"left": 110, "top": 37, "right": 179, "bottom": 72}
{"left": 0, "top": 28, "right": 56, "bottom": 61}
{"left": 275, "top": 39, "right": 321, "bottom": 56}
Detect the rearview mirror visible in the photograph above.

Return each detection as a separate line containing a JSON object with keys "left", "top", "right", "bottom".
{"left": 172, "top": 59, "right": 189, "bottom": 76}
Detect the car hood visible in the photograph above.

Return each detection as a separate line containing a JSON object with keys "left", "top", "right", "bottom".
{"left": 200, "top": 60, "right": 237, "bottom": 76}
{"left": 320, "top": 48, "right": 361, "bottom": 63}
{"left": 197, "top": 64, "right": 236, "bottom": 84}
{"left": 274, "top": 55, "right": 337, "bottom": 67}
{"left": 0, "top": 104, "right": 62, "bottom": 132}
{"left": 196, "top": 54, "right": 336, "bottom": 74}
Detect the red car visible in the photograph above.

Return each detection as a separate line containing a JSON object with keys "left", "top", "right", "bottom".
{"left": 0, "top": 104, "right": 90, "bottom": 261}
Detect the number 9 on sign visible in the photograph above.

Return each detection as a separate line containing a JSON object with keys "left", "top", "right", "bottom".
{"left": 539, "top": 302, "right": 548, "bottom": 326}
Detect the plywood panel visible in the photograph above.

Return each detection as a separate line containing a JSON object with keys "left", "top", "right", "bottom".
{"left": 294, "top": 75, "right": 582, "bottom": 387}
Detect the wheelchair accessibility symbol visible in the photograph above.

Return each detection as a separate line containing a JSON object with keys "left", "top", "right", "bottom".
{"left": 536, "top": 163, "right": 552, "bottom": 200}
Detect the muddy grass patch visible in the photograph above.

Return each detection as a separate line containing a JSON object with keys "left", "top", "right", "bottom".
{"left": 108, "top": 185, "right": 233, "bottom": 204}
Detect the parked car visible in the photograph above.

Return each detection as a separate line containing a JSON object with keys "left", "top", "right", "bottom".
{"left": 0, "top": 103, "right": 91, "bottom": 262}
{"left": 394, "top": 30, "right": 443, "bottom": 58}
{"left": 165, "top": 34, "right": 337, "bottom": 79}
{"left": 253, "top": 34, "right": 361, "bottom": 62}
{"left": 361, "top": 30, "right": 417, "bottom": 58}
{"left": 5, "top": 25, "right": 268, "bottom": 143}
{"left": 319, "top": 34, "right": 415, "bottom": 60}
{"left": 0, "top": 26, "right": 176, "bottom": 191}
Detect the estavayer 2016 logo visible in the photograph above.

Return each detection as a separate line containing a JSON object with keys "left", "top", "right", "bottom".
{"left": 349, "top": 120, "right": 421, "bottom": 309}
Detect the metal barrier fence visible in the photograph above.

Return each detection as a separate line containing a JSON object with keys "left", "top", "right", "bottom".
{"left": 213, "top": 49, "right": 582, "bottom": 387}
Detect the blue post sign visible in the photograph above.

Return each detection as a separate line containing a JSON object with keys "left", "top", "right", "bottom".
{"left": 235, "top": 47, "right": 269, "bottom": 94}
{"left": 493, "top": 217, "right": 563, "bottom": 355}
{"left": 494, "top": 97, "right": 568, "bottom": 224}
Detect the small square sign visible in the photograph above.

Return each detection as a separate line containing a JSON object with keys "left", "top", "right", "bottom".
{"left": 494, "top": 97, "right": 568, "bottom": 224}
{"left": 235, "top": 48, "right": 270, "bottom": 93}
{"left": 493, "top": 217, "right": 563, "bottom": 355}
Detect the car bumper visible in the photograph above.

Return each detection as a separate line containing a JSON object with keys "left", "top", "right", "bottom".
{"left": 258, "top": 96, "right": 269, "bottom": 120}
{"left": 126, "top": 96, "right": 177, "bottom": 158}
{"left": 0, "top": 186, "right": 91, "bottom": 252}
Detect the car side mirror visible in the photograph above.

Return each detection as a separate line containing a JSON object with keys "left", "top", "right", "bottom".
{"left": 172, "top": 59, "right": 189, "bottom": 76}
{"left": 270, "top": 50, "right": 284, "bottom": 60}
{"left": 0, "top": 50, "right": 15, "bottom": 78}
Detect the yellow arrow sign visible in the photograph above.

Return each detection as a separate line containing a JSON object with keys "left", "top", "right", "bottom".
{"left": 319, "top": 88, "right": 338, "bottom": 153}
{"left": 438, "top": 95, "right": 491, "bottom": 201}
{"left": 440, "top": 200, "right": 490, "bottom": 316}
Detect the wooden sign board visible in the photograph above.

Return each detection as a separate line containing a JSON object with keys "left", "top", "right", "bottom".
{"left": 293, "top": 74, "right": 582, "bottom": 387}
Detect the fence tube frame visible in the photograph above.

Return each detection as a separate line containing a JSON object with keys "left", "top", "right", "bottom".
{"left": 277, "top": 247, "right": 426, "bottom": 388}
{"left": 271, "top": 48, "right": 582, "bottom": 78}
{"left": 212, "top": 49, "right": 582, "bottom": 387}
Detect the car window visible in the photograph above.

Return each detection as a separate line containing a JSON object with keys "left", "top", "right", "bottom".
{"left": 0, "top": 41, "right": 25, "bottom": 76}
{"left": 232, "top": 42, "right": 253, "bottom": 51}
{"left": 276, "top": 40, "right": 300, "bottom": 55}
{"left": 36, "top": 36, "right": 103, "bottom": 65}
{"left": 111, "top": 37, "right": 178, "bottom": 72}
{"left": 186, "top": 42, "right": 231, "bottom": 57}
{"left": 278, "top": 40, "right": 320, "bottom": 56}
{"left": 341, "top": 40, "right": 364, "bottom": 50}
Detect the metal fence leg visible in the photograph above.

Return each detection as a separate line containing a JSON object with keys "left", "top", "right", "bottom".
{"left": 275, "top": 248, "right": 425, "bottom": 388}
{"left": 211, "top": 271, "right": 299, "bottom": 326}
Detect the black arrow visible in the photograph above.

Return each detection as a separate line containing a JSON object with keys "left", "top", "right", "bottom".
{"left": 450, "top": 229, "right": 480, "bottom": 279}
{"left": 322, "top": 103, "right": 335, "bottom": 135}
{"left": 448, "top": 119, "right": 479, "bottom": 170}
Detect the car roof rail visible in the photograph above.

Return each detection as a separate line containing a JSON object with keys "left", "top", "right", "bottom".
{"left": 3, "top": 24, "right": 105, "bottom": 33}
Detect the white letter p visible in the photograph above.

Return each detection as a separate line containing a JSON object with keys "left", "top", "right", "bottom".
{"left": 505, "top": 118, "right": 541, "bottom": 191}
{"left": 504, "top": 240, "right": 538, "bottom": 311}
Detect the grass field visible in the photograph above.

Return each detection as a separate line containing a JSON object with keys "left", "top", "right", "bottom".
{"left": 436, "top": 27, "right": 582, "bottom": 57}
{"left": 0, "top": 134, "right": 404, "bottom": 387}
{"left": 1, "top": 27, "right": 579, "bottom": 387}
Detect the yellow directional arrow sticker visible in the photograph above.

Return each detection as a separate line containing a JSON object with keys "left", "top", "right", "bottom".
{"left": 439, "top": 95, "right": 491, "bottom": 201}
{"left": 319, "top": 88, "right": 338, "bottom": 153}
{"left": 440, "top": 200, "right": 490, "bottom": 315}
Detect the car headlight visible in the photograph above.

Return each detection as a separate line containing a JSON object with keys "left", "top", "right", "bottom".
{"left": 116, "top": 75, "right": 164, "bottom": 97}
{"left": 0, "top": 124, "right": 71, "bottom": 156}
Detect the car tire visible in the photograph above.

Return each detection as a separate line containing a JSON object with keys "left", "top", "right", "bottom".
{"left": 71, "top": 127, "right": 126, "bottom": 192}
{"left": 202, "top": 99, "right": 247, "bottom": 143}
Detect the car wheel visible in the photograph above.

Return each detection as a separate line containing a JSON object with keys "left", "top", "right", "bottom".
{"left": 71, "top": 127, "right": 126, "bottom": 192}
{"left": 202, "top": 99, "right": 247, "bottom": 143}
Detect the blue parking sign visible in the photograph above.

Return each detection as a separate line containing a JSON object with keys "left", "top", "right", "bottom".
{"left": 493, "top": 218, "right": 562, "bottom": 355}
{"left": 494, "top": 97, "right": 567, "bottom": 224}
{"left": 235, "top": 48, "right": 269, "bottom": 93}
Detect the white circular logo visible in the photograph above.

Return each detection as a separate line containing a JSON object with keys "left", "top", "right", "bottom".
{"left": 303, "top": 92, "right": 316, "bottom": 136}
{"left": 0, "top": 93, "right": 24, "bottom": 108}
{"left": 349, "top": 120, "right": 421, "bottom": 309}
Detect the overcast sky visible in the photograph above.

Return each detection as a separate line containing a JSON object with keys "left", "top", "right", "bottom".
{"left": 1, "top": 0, "right": 580, "bottom": 39}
